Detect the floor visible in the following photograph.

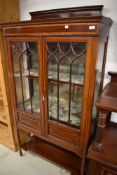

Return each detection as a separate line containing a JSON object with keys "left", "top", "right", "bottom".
{"left": 0, "top": 145, "right": 70, "bottom": 175}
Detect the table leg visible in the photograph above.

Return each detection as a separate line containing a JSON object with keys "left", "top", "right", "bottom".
{"left": 92, "top": 109, "right": 108, "bottom": 152}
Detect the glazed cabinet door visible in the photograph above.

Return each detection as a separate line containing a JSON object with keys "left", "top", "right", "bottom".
{"left": 43, "top": 37, "right": 93, "bottom": 153}
{"left": 7, "top": 38, "right": 43, "bottom": 134}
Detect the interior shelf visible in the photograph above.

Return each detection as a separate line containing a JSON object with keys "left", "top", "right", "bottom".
{"left": 17, "top": 95, "right": 81, "bottom": 127}
{"left": 48, "top": 71, "right": 84, "bottom": 85}
{"left": 48, "top": 96, "right": 81, "bottom": 127}
{"left": 48, "top": 79, "right": 83, "bottom": 88}
{"left": 18, "top": 96, "right": 40, "bottom": 115}
{"left": 14, "top": 69, "right": 38, "bottom": 77}
{"left": 14, "top": 69, "right": 84, "bottom": 86}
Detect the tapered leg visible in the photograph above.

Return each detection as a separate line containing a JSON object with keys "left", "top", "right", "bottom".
{"left": 17, "top": 129, "right": 23, "bottom": 156}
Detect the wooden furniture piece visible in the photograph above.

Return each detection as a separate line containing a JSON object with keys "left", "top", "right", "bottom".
{"left": 0, "top": 0, "right": 19, "bottom": 150}
{"left": 1, "top": 5, "right": 112, "bottom": 174}
{"left": 87, "top": 72, "right": 117, "bottom": 175}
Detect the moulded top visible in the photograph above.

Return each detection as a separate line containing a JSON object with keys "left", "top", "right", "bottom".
{"left": 30, "top": 5, "right": 104, "bottom": 21}
{"left": 0, "top": 5, "right": 112, "bottom": 28}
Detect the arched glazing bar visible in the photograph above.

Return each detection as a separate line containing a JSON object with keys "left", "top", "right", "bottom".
{"left": 47, "top": 42, "right": 86, "bottom": 128}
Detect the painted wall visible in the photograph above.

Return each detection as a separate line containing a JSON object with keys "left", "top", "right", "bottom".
{"left": 19, "top": 0, "right": 117, "bottom": 122}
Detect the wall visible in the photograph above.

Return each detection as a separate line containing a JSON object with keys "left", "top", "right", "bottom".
{"left": 19, "top": 0, "right": 117, "bottom": 122}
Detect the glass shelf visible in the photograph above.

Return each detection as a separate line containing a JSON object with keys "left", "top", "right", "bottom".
{"left": 14, "top": 69, "right": 38, "bottom": 77}
{"left": 14, "top": 69, "right": 84, "bottom": 87}
{"left": 48, "top": 70, "right": 84, "bottom": 85}
{"left": 18, "top": 96, "right": 40, "bottom": 115}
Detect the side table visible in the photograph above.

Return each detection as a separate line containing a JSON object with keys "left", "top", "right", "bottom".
{"left": 87, "top": 71, "right": 117, "bottom": 175}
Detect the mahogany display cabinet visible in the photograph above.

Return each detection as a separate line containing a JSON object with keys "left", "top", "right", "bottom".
{"left": 1, "top": 5, "right": 112, "bottom": 175}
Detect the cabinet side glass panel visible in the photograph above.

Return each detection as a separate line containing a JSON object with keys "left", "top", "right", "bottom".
{"left": 10, "top": 41, "right": 40, "bottom": 117}
{"left": 92, "top": 42, "right": 105, "bottom": 120}
{"left": 47, "top": 42, "right": 86, "bottom": 128}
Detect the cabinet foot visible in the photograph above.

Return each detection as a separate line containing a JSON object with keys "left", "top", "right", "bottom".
{"left": 19, "top": 150, "right": 23, "bottom": 156}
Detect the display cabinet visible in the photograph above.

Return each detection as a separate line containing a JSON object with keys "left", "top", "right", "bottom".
{"left": 1, "top": 5, "right": 112, "bottom": 175}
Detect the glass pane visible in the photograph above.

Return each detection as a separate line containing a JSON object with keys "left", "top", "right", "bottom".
{"left": 48, "top": 56, "right": 57, "bottom": 80}
{"left": 11, "top": 41, "right": 40, "bottom": 117}
{"left": 48, "top": 82, "right": 57, "bottom": 120}
{"left": 59, "top": 57, "right": 70, "bottom": 82}
{"left": 72, "top": 56, "right": 85, "bottom": 84}
{"left": 70, "top": 86, "right": 83, "bottom": 126}
{"left": 47, "top": 42, "right": 86, "bottom": 128}
{"left": 59, "top": 83, "right": 69, "bottom": 122}
{"left": 92, "top": 42, "right": 105, "bottom": 119}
